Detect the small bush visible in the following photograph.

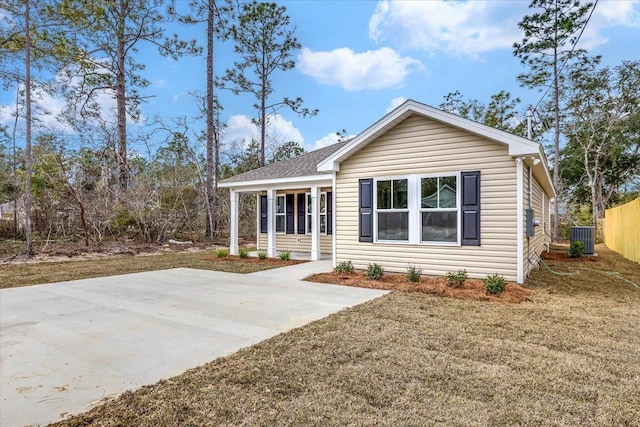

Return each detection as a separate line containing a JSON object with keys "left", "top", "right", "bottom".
{"left": 216, "top": 248, "right": 229, "bottom": 258}
{"left": 366, "top": 263, "right": 384, "bottom": 280}
{"left": 335, "top": 260, "right": 355, "bottom": 274}
{"left": 279, "top": 250, "right": 291, "bottom": 261}
{"left": 569, "top": 240, "right": 585, "bottom": 258}
{"left": 257, "top": 251, "right": 267, "bottom": 260}
{"left": 484, "top": 274, "right": 508, "bottom": 295}
{"left": 406, "top": 264, "right": 422, "bottom": 282}
{"left": 446, "top": 269, "right": 468, "bottom": 288}
{"left": 238, "top": 248, "right": 249, "bottom": 259}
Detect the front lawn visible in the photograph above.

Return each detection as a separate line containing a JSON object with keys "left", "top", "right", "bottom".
{"left": 0, "top": 252, "right": 299, "bottom": 288}
{"left": 51, "top": 245, "right": 640, "bottom": 426}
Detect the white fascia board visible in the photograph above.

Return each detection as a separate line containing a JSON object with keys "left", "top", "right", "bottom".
{"left": 317, "top": 99, "right": 542, "bottom": 172}
{"left": 219, "top": 174, "right": 333, "bottom": 193}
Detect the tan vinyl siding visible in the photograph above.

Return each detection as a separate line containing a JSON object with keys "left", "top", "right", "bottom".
{"left": 257, "top": 187, "right": 333, "bottom": 255}
{"left": 525, "top": 173, "right": 551, "bottom": 278}
{"left": 335, "top": 115, "right": 518, "bottom": 281}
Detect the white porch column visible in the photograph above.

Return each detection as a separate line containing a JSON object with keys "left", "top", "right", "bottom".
{"left": 311, "top": 185, "right": 320, "bottom": 261}
{"left": 516, "top": 157, "right": 524, "bottom": 284}
{"left": 229, "top": 189, "right": 239, "bottom": 255}
{"left": 267, "top": 188, "right": 276, "bottom": 258}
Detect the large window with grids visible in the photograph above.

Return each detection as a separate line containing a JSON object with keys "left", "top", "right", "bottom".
{"left": 420, "top": 175, "right": 458, "bottom": 243}
{"left": 375, "top": 178, "right": 409, "bottom": 241}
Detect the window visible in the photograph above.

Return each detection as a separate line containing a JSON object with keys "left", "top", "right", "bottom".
{"left": 276, "top": 195, "right": 285, "bottom": 233}
{"left": 376, "top": 178, "right": 408, "bottom": 241}
{"left": 306, "top": 193, "right": 327, "bottom": 234}
{"left": 421, "top": 175, "right": 458, "bottom": 243}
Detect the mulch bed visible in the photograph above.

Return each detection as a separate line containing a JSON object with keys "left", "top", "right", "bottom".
{"left": 306, "top": 271, "right": 533, "bottom": 304}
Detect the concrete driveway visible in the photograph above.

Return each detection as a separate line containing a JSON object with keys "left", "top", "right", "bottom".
{"left": 1, "top": 262, "right": 387, "bottom": 426}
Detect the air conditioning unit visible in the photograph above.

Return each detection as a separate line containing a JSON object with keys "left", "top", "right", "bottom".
{"left": 570, "top": 226, "right": 595, "bottom": 255}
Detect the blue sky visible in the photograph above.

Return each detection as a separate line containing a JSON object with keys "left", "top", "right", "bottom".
{"left": 2, "top": 0, "right": 640, "bottom": 157}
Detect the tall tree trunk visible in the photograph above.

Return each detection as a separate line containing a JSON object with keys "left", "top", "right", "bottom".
{"left": 260, "top": 61, "right": 266, "bottom": 167}
{"left": 205, "top": 0, "right": 215, "bottom": 240}
{"left": 116, "top": 0, "right": 128, "bottom": 191}
{"left": 552, "top": 0, "right": 560, "bottom": 242}
{"left": 12, "top": 76, "right": 19, "bottom": 239}
{"left": 24, "top": 0, "right": 33, "bottom": 255}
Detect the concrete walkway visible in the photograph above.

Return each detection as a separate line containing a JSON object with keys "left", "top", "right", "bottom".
{"left": 1, "top": 263, "right": 387, "bottom": 427}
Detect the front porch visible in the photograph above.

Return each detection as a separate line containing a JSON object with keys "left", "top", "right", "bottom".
{"left": 218, "top": 142, "right": 347, "bottom": 264}
{"left": 227, "top": 182, "right": 335, "bottom": 262}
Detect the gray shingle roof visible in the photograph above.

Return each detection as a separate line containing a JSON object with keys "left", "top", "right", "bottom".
{"left": 220, "top": 141, "right": 348, "bottom": 184}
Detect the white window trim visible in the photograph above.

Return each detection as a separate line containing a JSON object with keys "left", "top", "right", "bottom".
{"left": 275, "top": 194, "right": 286, "bottom": 234}
{"left": 372, "top": 173, "right": 462, "bottom": 246}
{"left": 373, "top": 176, "right": 410, "bottom": 243}
{"left": 419, "top": 172, "right": 461, "bottom": 246}
{"left": 306, "top": 192, "right": 328, "bottom": 235}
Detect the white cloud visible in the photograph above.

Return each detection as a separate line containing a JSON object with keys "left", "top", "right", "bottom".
{"left": 386, "top": 96, "right": 407, "bottom": 113}
{"left": 0, "top": 84, "right": 75, "bottom": 133}
{"left": 368, "top": 0, "right": 640, "bottom": 57}
{"left": 578, "top": 1, "right": 640, "bottom": 48}
{"left": 298, "top": 47, "right": 423, "bottom": 91}
{"left": 369, "top": 0, "right": 522, "bottom": 57}
{"left": 223, "top": 114, "right": 304, "bottom": 148}
{"left": 311, "top": 132, "right": 339, "bottom": 151}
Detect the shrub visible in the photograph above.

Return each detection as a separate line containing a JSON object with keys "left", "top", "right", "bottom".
{"left": 569, "top": 240, "right": 585, "bottom": 258}
{"left": 335, "top": 260, "right": 355, "bottom": 274}
{"left": 216, "top": 248, "right": 229, "bottom": 258}
{"left": 238, "top": 248, "right": 249, "bottom": 259}
{"left": 279, "top": 250, "right": 291, "bottom": 261}
{"left": 484, "top": 274, "right": 508, "bottom": 295}
{"left": 406, "top": 264, "right": 422, "bottom": 282}
{"left": 366, "top": 263, "right": 384, "bottom": 280}
{"left": 446, "top": 269, "right": 468, "bottom": 288}
{"left": 257, "top": 251, "right": 268, "bottom": 260}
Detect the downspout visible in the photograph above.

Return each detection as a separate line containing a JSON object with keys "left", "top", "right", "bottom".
{"left": 528, "top": 165, "right": 532, "bottom": 277}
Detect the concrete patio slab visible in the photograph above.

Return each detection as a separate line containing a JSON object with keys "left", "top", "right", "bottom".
{"left": 1, "top": 265, "right": 387, "bottom": 427}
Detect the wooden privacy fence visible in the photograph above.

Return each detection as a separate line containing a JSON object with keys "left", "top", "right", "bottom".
{"left": 604, "top": 197, "right": 639, "bottom": 263}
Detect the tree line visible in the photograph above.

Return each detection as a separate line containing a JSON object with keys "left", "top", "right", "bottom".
{"left": 1, "top": 0, "right": 638, "bottom": 254}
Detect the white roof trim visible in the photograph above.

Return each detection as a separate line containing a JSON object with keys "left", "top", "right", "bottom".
{"left": 218, "top": 174, "right": 332, "bottom": 191}
{"left": 318, "top": 99, "right": 542, "bottom": 172}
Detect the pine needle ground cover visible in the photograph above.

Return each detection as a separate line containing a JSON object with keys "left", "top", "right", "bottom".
{"left": 51, "top": 245, "right": 639, "bottom": 426}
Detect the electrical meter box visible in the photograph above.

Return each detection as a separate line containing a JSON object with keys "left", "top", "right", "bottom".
{"left": 526, "top": 208, "right": 535, "bottom": 237}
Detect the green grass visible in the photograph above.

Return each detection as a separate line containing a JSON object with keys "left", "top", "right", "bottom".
{"left": 0, "top": 251, "right": 280, "bottom": 288}
{"left": 49, "top": 245, "right": 640, "bottom": 426}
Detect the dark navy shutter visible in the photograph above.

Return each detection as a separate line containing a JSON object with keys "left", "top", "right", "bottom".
{"left": 359, "top": 179, "right": 373, "bottom": 242}
{"left": 286, "top": 194, "right": 294, "bottom": 234}
{"left": 461, "top": 171, "right": 480, "bottom": 246}
{"left": 327, "top": 191, "right": 333, "bottom": 235}
{"left": 297, "top": 193, "right": 306, "bottom": 234}
{"left": 260, "top": 195, "right": 268, "bottom": 234}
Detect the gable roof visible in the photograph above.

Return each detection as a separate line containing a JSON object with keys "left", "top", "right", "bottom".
{"left": 318, "top": 99, "right": 555, "bottom": 198}
{"left": 219, "top": 141, "right": 347, "bottom": 186}
{"left": 318, "top": 99, "right": 543, "bottom": 171}
{"left": 219, "top": 99, "right": 555, "bottom": 198}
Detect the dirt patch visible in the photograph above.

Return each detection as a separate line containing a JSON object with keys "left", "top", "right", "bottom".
{"left": 541, "top": 250, "right": 600, "bottom": 262}
{"left": 306, "top": 271, "right": 533, "bottom": 304}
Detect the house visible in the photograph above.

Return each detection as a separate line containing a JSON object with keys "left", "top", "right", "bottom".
{"left": 219, "top": 100, "right": 555, "bottom": 283}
